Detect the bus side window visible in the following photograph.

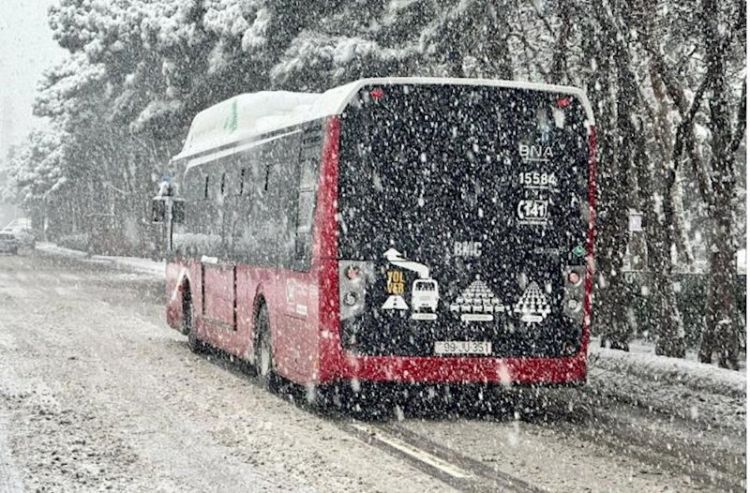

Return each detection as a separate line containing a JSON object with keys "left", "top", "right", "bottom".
{"left": 294, "top": 127, "right": 322, "bottom": 267}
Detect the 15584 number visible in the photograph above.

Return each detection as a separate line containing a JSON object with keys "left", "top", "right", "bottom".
{"left": 519, "top": 172, "right": 557, "bottom": 187}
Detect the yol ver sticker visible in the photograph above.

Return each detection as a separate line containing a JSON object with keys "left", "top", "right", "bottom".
{"left": 381, "top": 249, "right": 440, "bottom": 320}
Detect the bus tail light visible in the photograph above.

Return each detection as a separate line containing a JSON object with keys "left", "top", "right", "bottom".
{"left": 345, "top": 265, "right": 361, "bottom": 280}
{"left": 370, "top": 87, "right": 385, "bottom": 100}
{"left": 343, "top": 292, "right": 359, "bottom": 306}
{"left": 562, "top": 266, "right": 585, "bottom": 323}
{"left": 339, "top": 261, "right": 375, "bottom": 320}
{"left": 567, "top": 299, "right": 582, "bottom": 312}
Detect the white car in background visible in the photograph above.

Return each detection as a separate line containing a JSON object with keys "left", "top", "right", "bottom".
{"left": 1, "top": 227, "right": 35, "bottom": 249}
{"left": 0, "top": 232, "right": 19, "bottom": 255}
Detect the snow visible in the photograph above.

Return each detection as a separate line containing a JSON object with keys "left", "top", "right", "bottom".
{"left": 0, "top": 414, "right": 24, "bottom": 493}
{"left": 35, "top": 242, "right": 165, "bottom": 278}
{"left": 174, "top": 77, "right": 596, "bottom": 161}
{"left": 174, "top": 91, "right": 323, "bottom": 161}
{"left": 0, "top": 256, "right": 459, "bottom": 492}
{"left": 591, "top": 341, "right": 745, "bottom": 397}
{"left": 240, "top": 8, "right": 270, "bottom": 52}
{"left": 589, "top": 337, "right": 746, "bottom": 431}
{"left": 34, "top": 239, "right": 747, "bottom": 431}
{"left": 738, "top": 248, "right": 746, "bottom": 274}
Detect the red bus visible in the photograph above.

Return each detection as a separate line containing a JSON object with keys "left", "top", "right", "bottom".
{"left": 159, "top": 78, "right": 597, "bottom": 394}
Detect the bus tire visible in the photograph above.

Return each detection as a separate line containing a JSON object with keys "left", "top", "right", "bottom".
{"left": 183, "top": 289, "right": 204, "bottom": 353}
{"left": 254, "top": 303, "right": 277, "bottom": 391}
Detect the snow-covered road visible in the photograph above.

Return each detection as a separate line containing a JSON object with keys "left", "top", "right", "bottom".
{"left": 0, "top": 253, "right": 744, "bottom": 492}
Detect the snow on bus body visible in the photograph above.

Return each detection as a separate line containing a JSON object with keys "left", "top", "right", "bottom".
{"left": 164, "top": 77, "right": 597, "bottom": 389}
{"left": 173, "top": 78, "right": 595, "bottom": 162}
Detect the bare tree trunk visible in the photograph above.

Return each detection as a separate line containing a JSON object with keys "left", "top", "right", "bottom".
{"left": 584, "top": 8, "right": 632, "bottom": 350}
{"left": 596, "top": 0, "right": 689, "bottom": 355}
{"left": 549, "top": 0, "right": 572, "bottom": 84}
{"left": 698, "top": 0, "right": 741, "bottom": 368}
{"left": 649, "top": 71, "right": 695, "bottom": 267}
{"left": 632, "top": 108, "right": 686, "bottom": 357}
{"left": 483, "top": 2, "right": 514, "bottom": 80}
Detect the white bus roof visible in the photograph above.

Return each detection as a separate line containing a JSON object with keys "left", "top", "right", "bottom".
{"left": 174, "top": 77, "right": 595, "bottom": 162}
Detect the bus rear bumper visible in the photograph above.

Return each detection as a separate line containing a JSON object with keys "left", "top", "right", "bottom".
{"left": 327, "top": 351, "right": 588, "bottom": 387}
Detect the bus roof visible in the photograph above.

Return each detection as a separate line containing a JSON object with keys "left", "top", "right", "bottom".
{"left": 174, "top": 77, "right": 595, "bottom": 162}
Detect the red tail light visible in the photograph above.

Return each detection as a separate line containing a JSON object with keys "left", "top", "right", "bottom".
{"left": 345, "top": 265, "right": 361, "bottom": 280}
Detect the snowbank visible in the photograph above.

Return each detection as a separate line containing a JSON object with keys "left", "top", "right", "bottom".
{"left": 35, "top": 242, "right": 88, "bottom": 258}
{"left": 591, "top": 345, "right": 746, "bottom": 398}
{"left": 35, "top": 243, "right": 165, "bottom": 278}
{"left": 588, "top": 339, "right": 746, "bottom": 431}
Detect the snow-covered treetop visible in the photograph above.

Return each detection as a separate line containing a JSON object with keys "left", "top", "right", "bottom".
{"left": 175, "top": 77, "right": 595, "bottom": 161}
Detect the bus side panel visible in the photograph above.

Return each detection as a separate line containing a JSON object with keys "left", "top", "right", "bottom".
{"left": 315, "top": 117, "right": 347, "bottom": 384}
{"left": 317, "top": 259, "right": 344, "bottom": 383}
{"left": 202, "top": 263, "right": 236, "bottom": 329}
{"left": 196, "top": 265, "right": 320, "bottom": 385}
{"left": 269, "top": 269, "right": 321, "bottom": 385}
{"left": 202, "top": 265, "right": 264, "bottom": 359}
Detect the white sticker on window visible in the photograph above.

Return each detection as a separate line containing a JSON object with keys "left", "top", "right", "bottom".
{"left": 517, "top": 199, "right": 549, "bottom": 226}
{"left": 449, "top": 280, "right": 507, "bottom": 322}
{"left": 514, "top": 281, "right": 551, "bottom": 323}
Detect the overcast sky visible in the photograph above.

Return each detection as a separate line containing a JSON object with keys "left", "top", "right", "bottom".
{"left": 0, "top": 0, "right": 65, "bottom": 153}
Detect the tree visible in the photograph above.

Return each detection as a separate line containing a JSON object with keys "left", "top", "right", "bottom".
{"left": 698, "top": 0, "right": 746, "bottom": 368}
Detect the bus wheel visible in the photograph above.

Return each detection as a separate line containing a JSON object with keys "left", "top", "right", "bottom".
{"left": 183, "top": 291, "right": 204, "bottom": 353}
{"left": 255, "top": 304, "right": 276, "bottom": 391}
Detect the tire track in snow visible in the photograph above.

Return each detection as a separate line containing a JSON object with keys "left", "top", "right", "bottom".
{"left": 339, "top": 419, "right": 544, "bottom": 493}
{"left": 533, "top": 397, "right": 746, "bottom": 492}
{"left": 24, "top": 249, "right": 745, "bottom": 492}
{"left": 0, "top": 254, "right": 455, "bottom": 492}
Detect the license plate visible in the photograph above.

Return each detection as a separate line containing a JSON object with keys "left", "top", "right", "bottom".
{"left": 434, "top": 341, "right": 492, "bottom": 355}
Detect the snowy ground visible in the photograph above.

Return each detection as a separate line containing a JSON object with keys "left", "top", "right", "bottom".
{"left": 0, "top": 249, "right": 745, "bottom": 492}
{"left": 35, "top": 242, "right": 165, "bottom": 277}
{"left": 35, "top": 240, "right": 747, "bottom": 425}
{"left": 589, "top": 340, "right": 746, "bottom": 432}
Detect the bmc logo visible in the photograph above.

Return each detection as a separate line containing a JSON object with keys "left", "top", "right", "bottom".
{"left": 519, "top": 144, "right": 553, "bottom": 161}
{"left": 454, "top": 241, "right": 482, "bottom": 257}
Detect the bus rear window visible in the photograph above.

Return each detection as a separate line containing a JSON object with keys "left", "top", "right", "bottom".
{"left": 337, "top": 84, "right": 590, "bottom": 261}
